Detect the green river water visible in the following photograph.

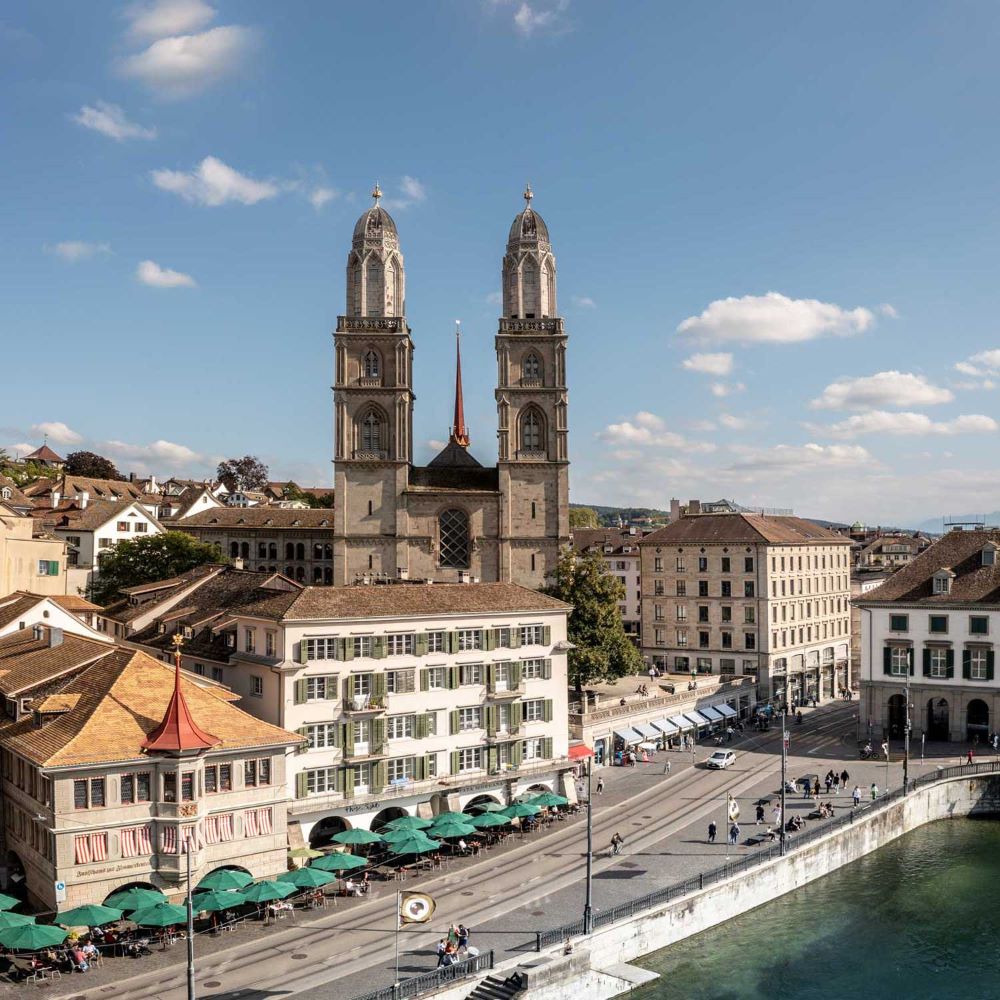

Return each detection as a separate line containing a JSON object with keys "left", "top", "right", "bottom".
{"left": 632, "top": 819, "right": 1000, "bottom": 1000}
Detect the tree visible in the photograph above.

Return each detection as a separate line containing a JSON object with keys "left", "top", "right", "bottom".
{"left": 569, "top": 507, "right": 600, "bottom": 529}
{"left": 543, "top": 546, "right": 643, "bottom": 691}
{"left": 2, "top": 460, "right": 48, "bottom": 488}
{"left": 91, "top": 531, "right": 224, "bottom": 604}
{"left": 64, "top": 451, "right": 123, "bottom": 480}
{"left": 217, "top": 455, "right": 269, "bottom": 493}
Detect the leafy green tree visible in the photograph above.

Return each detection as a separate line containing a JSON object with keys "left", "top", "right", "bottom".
{"left": 92, "top": 531, "right": 224, "bottom": 604}
{"left": 65, "top": 451, "right": 124, "bottom": 480}
{"left": 569, "top": 506, "right": 600, "bottom": 529}
{"left": 3, "top": 460, "right": 50, "bottom": 487}
{"left": 217, "top": 455, "right": 269, "bottom": 493}
{"left": 543, "top": 545, "right": 643, "bottom": 691}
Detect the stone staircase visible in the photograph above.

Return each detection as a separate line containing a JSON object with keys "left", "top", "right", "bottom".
{"left": 466, "top": 972, "right": 526, "bottom": 1000}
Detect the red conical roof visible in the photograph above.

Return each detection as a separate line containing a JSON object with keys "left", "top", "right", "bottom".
{"left": 449, "top": 323, "right": 470, "bottom": 448}
{"left": 142, "top": 646, "right": 218, "bottom": 754}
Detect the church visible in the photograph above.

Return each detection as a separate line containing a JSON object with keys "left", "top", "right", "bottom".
{"left": 331, "top": 186, "right": 570, "bottom": 587}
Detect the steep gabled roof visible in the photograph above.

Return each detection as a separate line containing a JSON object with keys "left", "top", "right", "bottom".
{"left": 640, "top": 513, "right": 851, "bottom": 547}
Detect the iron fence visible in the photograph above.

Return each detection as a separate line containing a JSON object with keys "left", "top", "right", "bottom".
{"left": 350, "top": 950, "right": 495, "bottom": 1000}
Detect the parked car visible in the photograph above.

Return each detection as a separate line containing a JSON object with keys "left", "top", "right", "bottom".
{"left": 706, "top": 749, "right": 737, "bottom": 770}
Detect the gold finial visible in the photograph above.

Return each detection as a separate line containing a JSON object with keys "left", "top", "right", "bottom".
{"left": 523, "top": 183, "right": 533, "bottom": 207}
{"left": 171, "top": 632, "right": 184, "bottom": 665}
{"left": 372, "top": 182, "right": 382, "bottom": 204}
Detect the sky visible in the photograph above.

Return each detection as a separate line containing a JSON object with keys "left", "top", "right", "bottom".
{"left": 2, "top": 0, "right": 1000, "bottom": 527}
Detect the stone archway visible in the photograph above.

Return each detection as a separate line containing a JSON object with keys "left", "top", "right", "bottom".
{"left": 967, "top": 699, "right": 989, "bottom": 743}
{"left": 102, "top": 879, "right": 159, "bottom": 904}
{"left": 927, "top": 697, "right": 950, "bottom": 741}
{"left": 309, "top": 816, "right": 351, "bottom": 848}
{"left": 370, "top": 807, "right": 408, "bottom": 832}
{"left": 887, "top": 694, "right": 906, "bottom": 738}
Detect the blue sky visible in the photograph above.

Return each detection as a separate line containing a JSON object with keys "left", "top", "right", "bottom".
{"left": 3, "top": 0, "right": 1000, "bottom": 526}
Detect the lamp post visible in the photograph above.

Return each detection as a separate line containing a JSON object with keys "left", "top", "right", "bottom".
{"left": 780, "top": 721, "right": 788, "bottom": 856}
{"left": 186, "top": 842, "right": 196, "bottom": 1000}
{"left": 903, "top": 648, "right": 912, "bottom": 793}
{"left": 583, "top": 757, "right": 594, "bottom": 934}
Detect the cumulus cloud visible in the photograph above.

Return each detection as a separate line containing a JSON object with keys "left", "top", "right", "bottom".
{"left": 718, "top": 413, "right": 750, "bottom": 431}
{"left": 955, "top": 349, "right": 1000, "bottom": 378}
{"left": 103, "top": 438, "right": 205, "bottom": 465}
{"left": 810, "top": 371, "right": 953, "bottom": 411}
{"left": 46, "top": 241, "right": 111, "bottom": 262}
{"left": 878, "top": 303, "right": 899, "bottom": 319}
{"left": 72, "top": 101, "right": 157, "bottom": 141}
{"left": 124, "top": 0, "right": 215, "bottom": 41}
{"left": 682, "top": 352, "right": 733, "bottom": 376}
{"left": 598, "top": 412, "right": 715, "bottom": 453}
{"left": 30, "top": 422, "right": 83, "bottom": 445}
{"left": 710, "top": 381, "right": 745, "bottom": 398}
{"left": 726, "top": 442, "right": 874, "bottom": 474}
{"left": 308, "top": 186, "right": 337, "bottom": 210}
{"left": 136, "top": 259, "right": 196, "bottom": 288}
{"left": 151, "top": 156, "right": 278, "bottom": 206}
{"left": 815, "top": 411, "right": 999, "bottom": 439}
{"left": 382, "top": 175, "right": 428, "bottom": 211}
{"left": 678, "top": 292, "right": 874, "bottom": 344}
{"left": 571, "top": 296, "right": 596, "bottom": 309}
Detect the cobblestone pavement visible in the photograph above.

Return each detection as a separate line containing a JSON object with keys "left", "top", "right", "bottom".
{"left": 27, "top": 702, "right": 974, "bottom": 1000}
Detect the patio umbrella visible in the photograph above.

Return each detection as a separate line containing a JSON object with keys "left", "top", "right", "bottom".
{"left": 311, "top": 852, "right": 366, "bottom": 873}
{"left": 288, "top": 847, "right": 323, "bottom": 860}
{"left": 105, "top": 887, "right": 167, "bottom": 912}
{"left": 383, "top": 832, "right": 440, "bottom": 855}
{"left": 0, "top": 924, "right": 67, "bottom": 950}
{"left": 382, "top": 816, "right": 432, "bottom": 832}
{"left": 131, "top": 902, "right": 189, "bottom": 927}
{"left": 239, "top": 880, "right": 297, "bottom": 904}
{"left": 0, "top": 912, "right": 35, "bottom": 930}
{"left": 0, "top": 893, "right": 20, "bottom": 911}
{"left": 501, "top": 803, "right": 541, "bottom": 820}
{"left": 524, "top": 792, "right": 569, "bottom": 808}
{"left": 56, "top": 903, "right": 123, "bottom": 927}
{"left": 470, "top": 802, "right": 507, "bottom": 813}
{"left": 470, "top": 812, "right": 510, "bottom": 830}
{"left": 284, "top": 867, "right": 336, "bottom": 889}
{"left": 196, "top": 869, "right": 253, "bottom": 892}
{"left": 427, "top": 817, "right": 477, "bottom": 839}
{"left": 331, "top": 828, "right": 384, "bottom": 846}
{"left": 192, "top": 889, "right": 247, "bottom": 913}
{"left": 429, "top": 811, "right": 469, "bottom": 824}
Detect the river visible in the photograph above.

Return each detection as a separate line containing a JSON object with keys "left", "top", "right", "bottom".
{"left": 631, "top": 818, "right": 1000, "bottom": 1000}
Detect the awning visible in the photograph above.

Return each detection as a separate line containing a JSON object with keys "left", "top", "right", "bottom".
{"left": 683, "top": 711, "right": 712, "bottom": 728}
{"left": 669, "top": 714, "right": 694, "bottom": 732}
{"left": 699, "top": 706, "right": 725, "bottom": 723}
{"left": 634, "top": 722, "right": 661, "bottom": 739}
{"left": 568, "top": 744, "right": 594, "bottom": 761}
{"left": 715, "top": 704, "right": 737, "bottom": 719}
{"left": 652, "top": 719, "right": 678, "bottom": 736}
{"left": 613, "top": 728, "right": 644, "bottom": 744}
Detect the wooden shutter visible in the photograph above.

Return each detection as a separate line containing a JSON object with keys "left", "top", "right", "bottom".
{"left": 334, "top": 638, "right": 345, "bottom": 661}
{"left": 416, "top": 713, "right": 428, "bottom": 739}
{"left": 295, "top": 772, "right": 308, "bottom": 798}
{"left": 293, "top": 679, "right": 306, "bottom": 704}
{"left": 922, "top": 648, "right": 931, "bottom": 676}
{"left": 883, "top": 647, "right": 893, "bottom": 675}
{"left": 334, "top": 768, "right": 345, "bottom": 794}
{"left": 342, "top": 767, "right": 355, "bottom": 798}
{"left": 542, "top": 658, "right": 552, "bottom": 680}
{"left": 542, "top": 737, "right": 553, "bottom": 759}
{"left": 333, "top": 724, "right": 344, "bottom": 749}
{"left": 543, "top": 699, "right": 553, "bottom": 723}
{"left": 414, "top": 755, "right": 426, "bottom": 781}
{"left": 510, "top": 629, "right": 522, "bottom": 649}
{"left": 373, "top": 672, "right": 387, "bottom": 703}
{"left": 371, "top": 761, "right": 386, "bottom": 794}
{"left": 946, "top": 649, "right": 955, "bottom": 678}
{"left": 298, "top": 642, "right": 309, "bottom": 665}
{"left": 989, "top": 651, "right": 996, "bottom": 682}
{"left": 343, "top": 638, "right": 355, "bottom": 661}
{"left": 486, "top": 663, "right": 496, "bottom": 695}
{"left": 450, "top": 710, "right": 460, "bottom": 735}
{"left": 324, "top": 675, "right": 338, "bottom": 699}
{"left": 448, "top": 631, "right": 459, "bottom": 654}
{"left": 510, "top": 701, "right": 522, "bottom": 735}
{"left": 420, "top": 669, "right": 429, "bottom": 692}
{"left": 344, "top": 721, "right": 355, "bottom": 749}
{"left": 450, "top": 751, "right": 460, "bottom": 775}
{"left": 448, "top": 665, "right": 460, "bottom": 689}
{"left": 344, "top": 675, "right": 355, "bottom": 700}
{"left": 542, "top": 625, "right": 551, "bottom": 645}
{"left": 371, "top": 718, "right": 386, "bottom": 754}
{"left": 510, "top": 661, "right": 522, "bottom": 689}
{"left": 486, "top": 706, "right": 498, "bottom": 738}
{"left": 373, "top": 637, "right": 387, "bottom": 659}
{"left": 415, "top": 633, "right": 428, "bottom": 656}
{"left": 483, "top": 629, "right": 496, "bottom": 651}
{"left": 963, "top": 650, "right": 972, "bottom": 680}
{"left": 510, "top": 740, "right": 523, "bottom": 767}
{"left": 487, "top": 746, "right": 499, "bottom": 774}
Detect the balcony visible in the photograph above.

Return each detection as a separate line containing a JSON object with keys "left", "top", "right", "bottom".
{"left": 342, "top": 741, "right": 388, "bottom": 762}
{"left": 486, "top": 683, "right": 525, "bottom": 700}
{"left": 498, "top": 318, "right": 564, "bottom": 334}
{"left": 342, "top": 694, "right": 387, "bottom": 715}
{"left": 336, "top": 316, "right": 407, "bottom": 333}
{"left": 352, "top": 450, "right": 388, "bottom": 461}
{"left": 357, "top": 376, "right": 383, "bottom": 387}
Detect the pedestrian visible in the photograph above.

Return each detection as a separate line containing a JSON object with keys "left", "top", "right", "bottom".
{"left": 852, "top": 785, "right": 861, "bottom": 807}
{"left": 755, "top": 803, "right": 765, "bottom": 824}
{"left": 833, "top": 773, "right": 840, "bottom": 794}
{"left": 841, "top": 768, "right": 849, "bottom": 788}
{"left": 967, "top": 748, "right": 975, "bottom": 765}
{"left": 708, "top": 821, "right": 717, "bottom": 844}
{"left": 436, "top": 940, "right": 448, "bottom": 967}
{"left": 663, "top": 757, "right": 672, "bottom": 775}
{"left": 458, "top": 925, "right": 469, "bottom": 953}
{"left": 729, "top": 822, "right": 740, "bottom": 846}
{"left": 824, "top": 773, "right": 833, "bottom": 794}
{"left": 870, "top": 782, "right": 878, "bottom": 800}
{"left": 802, "top": 780, "right": 811, "bottom": 800}
{"left": 597, "top": 776, "right": 605, "bottom": 794}
{"left": 813, "top": 778, "right": 821, "bottom": 800}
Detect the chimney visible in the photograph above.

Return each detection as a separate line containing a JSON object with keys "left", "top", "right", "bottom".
{"left": 233, "top": 557, "right": 245, "bottom": 570}
{"left": 129, "top": 472, "right": 136, "bottom": 483}
{"left": 670, "top": 498, "right": 680, "bottom": 522}
{"left": 77, "top": 491, "right": 89, "bottom": 509}
{"left": 48, "top": 627, "right": 63, "bottom": 648}
{"left": 688, "top": 499, "right": 701, "bottom": 515}
{"left": 51, "top": 491, "right": 61, "bottom": 509}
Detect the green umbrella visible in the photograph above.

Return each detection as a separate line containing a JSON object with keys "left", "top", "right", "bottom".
{"left": 131, "top": 902, "right": 189, "bottom": 927}
{"left": 428, "top": 817, "right": 477, "bottom": 839}
{"left": 384, "top": 832, "right": 440, "bottom": 855}
{"left": 196, "top": 869, "right": 253, "bottom": 892}
{"left": 0, "top": 912, "right": 35, "bottom": 930}
{"left": 288, "top": 846, "right": 323, "bottom": 859}
{"left": 105, "top": 887, "right": 167, "bottom": 912}
{"left": 311, "top": 852, "right": 367, "bottom": 873}
{"left": 56, "top": 903, "right": 123, "bottom": 927}
{"left": 192, "top": 889, "right": 247, "bottom": 913}
{"left": 502, "top": 803, "right": 541, "bottom": 819}
{"left": 284, "top": 867, "right": 336, "bottom": 889}
{"left": 382, "top": 815, "right": 432, "bottom": 832}
{"left": 470, "top": 811, "right": 510, "bottom": 829}
{"left": 331, "top": 828, "right": 384, "bottom": 846}
{"left": 524, "top": 791, "right": 569, "bottom": 808}
{"left": 469, "top": 801, "right": 507, "bottom": 813}
{"left": 429, "top": 811, "right": 469, "bottom": 824}
{"left": 0, "top": 893, "right": 20, "bottom": 911}
{"left": 239, "top": 880, "right": 297, "bottom": 904}
{"left": 0, "top": 924, "right": 68, "bottom": 950}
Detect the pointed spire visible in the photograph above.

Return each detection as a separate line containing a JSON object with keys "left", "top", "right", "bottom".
{"left": 142, "top": 635, "right": 218, "bottom": 754}
{"left": 372, "top": 181, "right": 382, "bottom": 205}
{"left": 523, "top": 182, "right": 533, "bottom": 207}
{"left": 449, "top": 321, "right": 470, "bottom": 448}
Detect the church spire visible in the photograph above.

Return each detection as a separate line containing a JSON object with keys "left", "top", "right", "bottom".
{"left": 449, "top": 321, "right": 470, "bottom": 448}
{"left": 142, "top": 635, "right": 218, "bottom": 754}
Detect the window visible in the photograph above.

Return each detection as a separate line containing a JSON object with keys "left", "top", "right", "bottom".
{"left": 521, "top": 658, "right": 545, "bottom": 679}
{"left": 387, "top": 757, "right": 415, "bottom": 783}
{"left": 744, "top": 632, "right": 756, "bottom": 650}
{"left": 363, "top": 349, "right": 380, "bottom": 378}
{"left": 204, "top": 764, "right": 231, "bottom": 793}
{"left": 522, "top": 738, "right": 545, "bottom": 761}
{"left": 744, "top": 582, "right": 755, "bottom": 597}
{"left": 699, "top": 631, "right": 709, "bottom": 648}
{"left": 521, "top": 625, "right": 543, "bottom": 645}
{"left": 675, "top": 630, "right": 687, "bottom": 647}
{"left": 135, "top": 521, "right": 147, "bottom": 533}
{"left": 244, "top": 629, "right": 255, "bottom": 653}
{"left": 933, "top": 574, "right": 952, "bottom": 595}
{"left": 37, "top": 560, "right": 59, "bottom": 576}
{"left": 654, "top": 604, "right": 664, "bottom": 621}
{"left": 676, "top": 606, "right": 687, "bottom": 622}
{"left": 181, "top": 772, "right": 195, "bottom": 802}
{"left": 305, "top": 768, "right": 337, "bottom": 795}
{"left": 929, "top": 648, "right": 949, "bottom": 678}
{"left": 211, "top": 666, "right": 224, "bottom": 683}
{"left": 418, "top": 630, "right": 442, "bottom": 653}
{"left": 439, "top": 509, "right": 470, "bottom": 568}
{"left": 698, "top": 557, "right": 708, "bottom": 572}
{"left": 721, "top": 557, "right": 731, "bottom": 572}
{"left": 698, "top": 606, "right": 709, "bottom": 623}
{"left": 163, "top": 773, "right": 177, "bottom": 802}
{"left": 676, "top": 557, "right": 685, "bottom": 572}
{"left": 523, "top": 699, "right": 545, "bottom": 722}
{"left": 73, "top": 779, "right": 89, "bottom": 810}
{"left": 521, "top": 409, "right": 543, "bottom": 450}
{"left": 676, "top": 580, "right": 686, "bottom": 597}
{"left": 250, "top": 675, "right": 263, "bottom": 697}
{"left": 349, "top": 636, "right": 372, "bottom": 658}
{"left": 523, "top": 352, "right": 541, "bottom": 379}
{"left": 360, "top": 409, "right": 382, "bottom": 452}
{"left": 387, "top": 669, "right": 415, "bottom": 694}
{"left": 745, "top": 557, "right": 754, "bottom": 573}
{"left": 117, "top": 521, "right": 130, "bottom": 532}
{"left": 721, "top": 606, "right": 732, "bottom": 623}
{"left": 721, "top": 581, "right": 731, "bottom": 598}
{"left": 386, "top": 633, "right": 414, "bottom": 656}
{"left": 929, "top": 616, "right": 949, "bottom": 634}
{"left": 245, "top": 758, "right": 271, "bottom": 786}
{"left": 458, "top": 707, "right": 482, "bottom": 731}
{"left": 969, "top": 649, "right": 989, "bottom": 681}
{"left": 388, "top": 715, "right": 415, "bottom": 740}
{"left": 890, "top": 615, "right": 909, "bottom": 632}
{"left": 305, "top": 723, "right": 339, "bottom": 749}
{"left": 458, "top": 629, "right": 483, "bottom": 651}
{"left": 744, "top": 607, "right": 755, "bottom": 624}
{"left": 120, "top": 772, "right": 151, "bottom": 804}
{"left": 654, "top": 557, "right": 663, "bottom": 573}
{"left": 889, "top": 647, "right": 909, "bottom": 676}
{"left": 698, "top": 581, "right": 709, "bottom": 597}
{"left": 457, "top": 747, "right": 483, "bottom": 773}
{"left": 970, "top": 617, "right": 989, "bottom": 636}
{"left": 427, "top": 666, "right": 448, "bottom": 690}
{"left": 265, "top": 631, "right": 276, "bottom": 657}
{"left": 460, "top": 663, "right": 483, "bottom": 686}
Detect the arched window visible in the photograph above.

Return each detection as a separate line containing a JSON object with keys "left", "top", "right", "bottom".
{"left": 313, "top": 543, "right": 323, "bottom": 560}
{"left": 439, "top": 509, "right": 470, "bottom": 569}
{"left": 268, "top": 542, "right": 277, "bottom": 559}
{"left": 384, "top": 257, "right": 396, "bottom": 314}
{"left": 240, "top": 542, "right": 250, "bottom": 559}
{"left": 363, "top": 350, "right": 380, "bottom": 379}
{"left": 230, "top": 541, "right": 239, "bottom": 558}
{"left": 348, "top": 256, "right": 362, "bottom": 315}
{"left": 313, "top": 567, "right": 323, "bottom": 584}
{"left": 360, "top": 409, "right": 382, "bottom": 453}
{"left": 284, "top": 565, "right": 294, "bottom": 578}
{"left": 523, "top": 352, "right": 542, "bottom": 380}
{"left": 324, "top": 567, "right": 333, "bottom": 584}
{"left": 295, "top": 567, "right": 306, "bottom": 583}
{"left": 521, "top": 409, "right": 543, "bottom": 451}
{"left": 521, "top": 258, "right": 539, "bottom": 318}
{"left": 324, "top": 543, "right": 333, "bottom": 560}
{"left": 296, "top": 542, "right": 305, "bottom": 561}
{"left": 285, "top": 542, "right": 295, "bottom": 560}
{"left": 365, "top": 257, "right": 383, "bottom": 316}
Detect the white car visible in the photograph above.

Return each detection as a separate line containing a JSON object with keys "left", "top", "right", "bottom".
{"left": 706, "top": 749, "right": 737, "bottom": 770}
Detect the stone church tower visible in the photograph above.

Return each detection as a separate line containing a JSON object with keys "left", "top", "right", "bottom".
{"left": 332, "top": 186, "right": 569, "bottom": 587}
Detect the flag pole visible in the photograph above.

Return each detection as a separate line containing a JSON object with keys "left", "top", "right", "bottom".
{"left": 394, "top": 891, "right": 401, "bottom": 996}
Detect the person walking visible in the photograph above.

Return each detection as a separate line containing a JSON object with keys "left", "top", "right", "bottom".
{"left": 457, "top": 925, "right": 470, "bottom": 953}
{"left": 663, "top": 757, "right": 672, "bottom": 775}
{"left": 870, "top": 782, "right": 879, "bottom": 800}
{"left": 729, "top": 822, "right": 740, "bottom": 846}
{"left": 597, "top": 776, "right": 605, "bottom": 795}
{"left": 824, "top": 772, "right": 833, "bottom": 794}
{"left": 833, "top": 773, "right": 841, "bottom": 794}
{"left": 852, "top": 785, "right": 862, "bottom": 807}
{"left": 772, "top": 804, "right": 782, "bottom": 827}
{"left": 755, "top": 803, "right": 765, "bottom": 824}
{"left": 436, "top": 940, "right": 448, "bottom": 967}
{"left": 813, "top": 778, "right": 821, "bottom": 801}
{"left": 802, "top": 780, "right": 811, "bottom": 800}
{"left": 841, "top": 768, "right": 850, "bottom": 789}
{"left": 708, "top": 821, "right": 717, "bottom": 844}
{"left": 967, "top": 748, "right": 975, "bottom": 765}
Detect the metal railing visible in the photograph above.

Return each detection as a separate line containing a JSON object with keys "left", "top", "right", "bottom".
{"left": 350, "top": 950, "right": 494, "bottom": 1000}
{"left": 536, "top": 760, "right": 1000, "bottom": 950}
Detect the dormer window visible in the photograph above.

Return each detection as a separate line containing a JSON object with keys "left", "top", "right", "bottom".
{"left": 983, "top": 544, "right": 998, "bottom": 567}
{"left": 932, "top": 569, "right": 955, "bottom": 595}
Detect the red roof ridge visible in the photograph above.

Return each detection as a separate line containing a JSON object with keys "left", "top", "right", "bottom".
{"left": 142, "top": 641, "right": 218, "bottom": 754}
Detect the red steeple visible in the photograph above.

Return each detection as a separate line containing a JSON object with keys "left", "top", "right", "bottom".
{"left": 449, "top": 322, "right": 470, "bottom": 448}
{"left": 142, "top": 636, "right": 218, "bottom": 754}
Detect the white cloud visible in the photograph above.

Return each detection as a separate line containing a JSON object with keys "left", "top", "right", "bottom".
{"left": 9, "top": 444, "right": 34, "bottom": 458}
{"left": 718, "top": 413, "right": 749, "bottom": 431}
{"left": 815, "top": 410, "right": 999, "bottom": 439}
{"left": 682, "top": 352, "right": 733, "bottom": 376}
{"left": 72, "top": 101, "right": 157, "bottom": 141}
{"left": 382, "top": 176, "right": 428, "bottom": 211}
{"left": 122, "top": 24, "right": 257, "bottom": 98}
{"left": 30, "top": 422, "right": 83, "bottom": 445}
{"left": 710, "top": 381, "right": 745, "bottom": 398}
{"left": 598, "top": 412, "right": 715, "bottom": 453}
{"left": 955, "top": 349, "right": 1000, "bottom": 378}
{"left": 878, "top": 303, "right": 899, "bottom": 319}
{"left": 678, "top": 291, "right": 874, "bottom": 344}
{"left": 46, "top": 241, "right": 111, "bottom": 262}
{"left": 571, "top": 296, "right": 596, "bottom": 309}
{"left": 151, "top": 156, "right": 278, "bottom": 206}
{"left": 726, "top": 442, "right": 874, "bottom": 474}
{"left": 136, "top": 259, "right": 196, "bottom": 288}
{"left": 811, "top": 371, "right": 953, "bottom": 411}
{"left": 309, "top": 186, "right": 337, "bottom": 210}
{"left": 103, "top": 438, "right": 204, "bottom": 465}
{"left": 125, "top": 0, "right": 215, "bottom": 41}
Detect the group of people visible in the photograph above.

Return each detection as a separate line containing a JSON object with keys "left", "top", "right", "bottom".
{"left": 435, "top": 924, "right": 471, "bottom": 967}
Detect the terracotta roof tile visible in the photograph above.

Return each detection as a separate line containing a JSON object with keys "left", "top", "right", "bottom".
{"left": 640, "top": 513, "right": 852, "bottom": 548}
{"left": 180, "top": 508, "right": 335, "bottom": 529}
{"left": 0, "top": 594, "right": 45, "bottom": 631}
{"left": 0, "top": 629, "right": 112, "bottom": 697}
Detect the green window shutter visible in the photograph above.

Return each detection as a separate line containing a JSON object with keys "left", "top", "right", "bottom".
{"left": 333, "top": 724, "right": 344, "bottom": 749}
{"left": 343, "top": 767, "right": 355, "bottom": 798}
{"left": 542, "top": 658, "right": 552, "bottom": 680}
{"left": 450, "top": 710, "right": 460, "bottom": 735}
{"left": 448, "top": 631, "right": 459, "bottom": 654}
{"left": 494, "top": 628, "right": 505, "bottom": 649}
{"left": 483, "top": 629, "right": 496, "bottom": 651}
{"left": 988, "top": 651, "right": 996, "bottom": 682}
{"left": 414, "top": 755, "right": 426, "bottom": 782}
{"left": 511, "top": 701, "right": 522, "bottom": 735}
{"left": 415, "top": 633, "right": 428, "bottom": 656}
{"left": 486, "top": 664, "right": 496, "bottom": 695}
{"left": 542, "top": 625, "right": 551, "bottom": 645}
{"left": 510, "top": 629, "right": 522, "bottom": 649}
{"left": 296, "top": 772, "right": 308, "bottom": 798}
{"left": 334, "top": 768, "right": 345, "bottom": 794}
{"left": 486, "top": 706, "right": 497, "bottom": 738}
{"left": 344, "top": 675, "right": 355, "bottom": 700}
{"left": 543, "top": 699, "right": 553, "bottom": 723}
{"left": 299, "top": 642, "right": 309, "bottom": 665}
{"left": 373, "top": 637, "right": 387, "bottom": 659}
{"left": 450, "top": 751, "right": 460, "bottom": 775}
{"left": 373, "top": 672, "right": 387, "bottom": 702}
{"left": 510, "top": 661, "right": 522, "bottom": 689}
{"left": 946, "top": 649, "right": 955, "bottom": 678}
{"left": 371, "top": 761, "right": 386, "bottom": 794}
{"left": 511, "top": 740, "right": 523, "bottom": 767}
{"left": 487, "top": 746, "right": 499, "bottom": 774}
{"left": 371, "top": 718, "right": 386, "bottom": 754}
{"left": 542, "top": 737, "right": 553, "bottom": 759}
{"left": 344, "top": 639, "right": 355, "bottom": 661}
{"left": 324, "top": 675, "right": 338, "bottom": 699}
{"left": 963, "top": 650, "right": 972, "bottom": 680}
{"left": 883, "top": 647, "right": 893, "bottom": 675}
{"left": 416, "top": 713, "right": 428, "bottom": 739}
{"left": 293, "top": 679, "right": 306, "bottom": 704}
{"left": 448, "top": 665, "right": 460, "bottom": 689}
{"left": 922, "top": 648, "right": 931, "bottom": 676}
{"left": 419, "top": 669, "right": 429, "bottom": 692}
{"left": 345, "top": 721, "right": 356, "bottom": 748}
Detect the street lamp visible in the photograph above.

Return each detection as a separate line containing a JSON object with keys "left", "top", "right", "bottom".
{"left": 779, "top": 721, "right": 788, "bottom": 856}
{"left": 583, "top": 757, "right": 593, "bottom": 934}
{"left": 903, "top": 647, "right": 912, "bottom": 793}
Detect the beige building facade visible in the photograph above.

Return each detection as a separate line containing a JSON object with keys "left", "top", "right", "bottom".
{"left": 571, "top": 527, "right": 645, "bottom": 641}
{"left": 0, "top": 504, "right": 67, "bottom": 597}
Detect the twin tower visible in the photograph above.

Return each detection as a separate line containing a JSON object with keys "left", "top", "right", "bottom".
{"left": 331, "top": 186, "right": 570, "bottom": 587}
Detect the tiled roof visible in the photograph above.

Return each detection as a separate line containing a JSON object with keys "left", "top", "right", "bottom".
{"left": 0, "top": 594, "right": 45, "bottom": 631}
{"left": 0, "top": 629, "right": 111, "bottom": 697}
{"left": 36, "top": 498, "right": 158, "bottom": 533}
{"left": 571, "top": 528, "right": 646, "bottom": 555}
{"left": 2, "top": 647, "right": 302, "bottom": 767}
{"left": 640, "top": 513, "right": 851, "bottom": 548}
{"left": 244, "top": 582, "right": 570, "bottom": 622}
{"left": 856, "top": 529, "right": 1000, "bottom": 605}
{"left": 407, "top": 465, "right": 500, "bottom": 493}
{"left": 49, "top": 595, "right": 102, "bottom": 613}
{"left": 23, "top": 445, "right": 64, "bottom": 464}
{"left": 0, "top": 476, "right": 32, "bottom": 511}
{"left": 29, "top": 475, "right": 144, "bottom": 502}
{"left": 180, "top": 508, "right": 335, "bottom": 529}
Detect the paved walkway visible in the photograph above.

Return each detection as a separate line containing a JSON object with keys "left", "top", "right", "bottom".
{"left": 37, "top": 702, "right": 967, "bottom": 1000}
